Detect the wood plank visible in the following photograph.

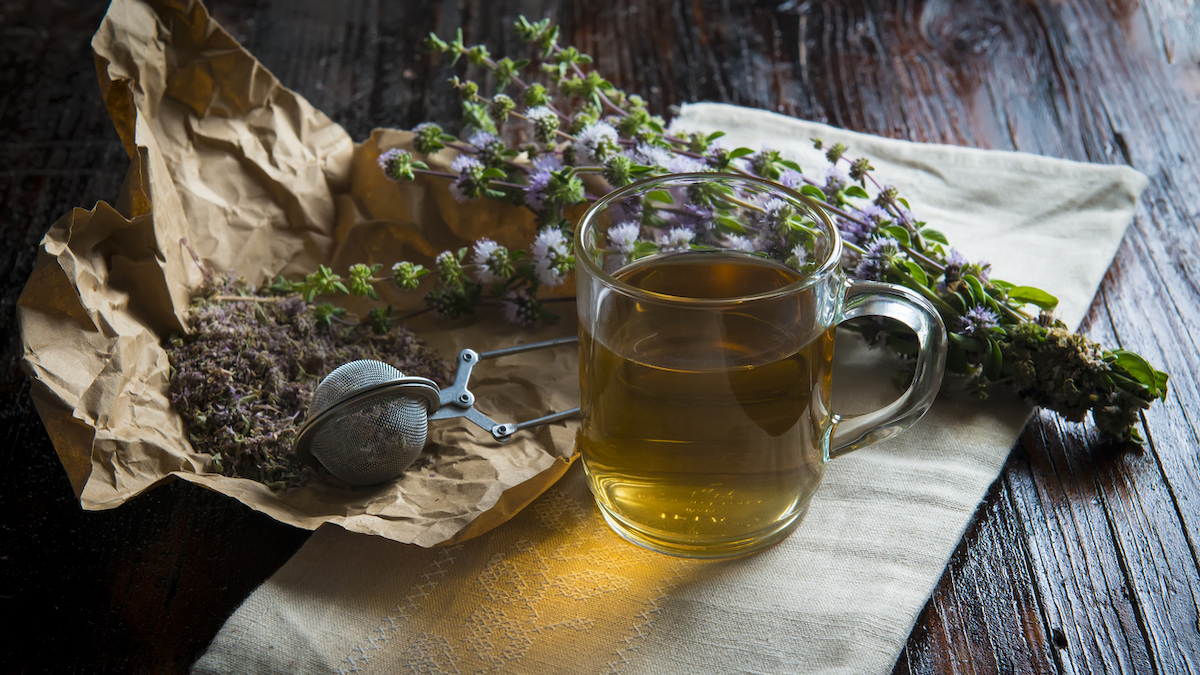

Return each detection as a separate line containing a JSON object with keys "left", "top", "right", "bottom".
{"left": 896, "top": 475, "right": 1058, "bottom": 675}
{"left": 0, "top": 0, "right": 311, "bottom": 670}
{"left": 2, "top": 0, "right": 1199, "bottom": 671}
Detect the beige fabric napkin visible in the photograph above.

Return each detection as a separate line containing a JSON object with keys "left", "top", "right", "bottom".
{"left": 193, "top": 104, "right": 1147, "bottom": 675}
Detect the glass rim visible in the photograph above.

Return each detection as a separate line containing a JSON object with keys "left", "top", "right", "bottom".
{"left": 574, "top": 172, "right": 844, "bottom": 306}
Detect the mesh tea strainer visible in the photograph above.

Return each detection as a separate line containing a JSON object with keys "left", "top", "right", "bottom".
{"left": 294, "top": 336, "right": 579, "bottom": 485}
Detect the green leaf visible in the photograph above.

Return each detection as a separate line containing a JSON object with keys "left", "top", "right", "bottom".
{"left": 715, "top": 215, "right": 747, "bottom": 234}
{"left": 921, "top": 228, "right": 949, "bottom": 245}
{"left": 481, "top": 167, "right": 507, "bottom": 179}
{"left": 799, "top": 185, "right": 827, "bottom": 201}
{"left": 878, "top": 224, "right": 911, "bottom": 247}
{"left": 1109, "top": 350, "right": 1168, "bottom": 400}
{"left": 948, "top": 291, "right": 968, "bottom": 313}
{"left": 645, "top": 189, "right": 674, "bottom": 204}
{"left": 727, "top": 147, "right": 756, "bottom": 160}
{"left": 779, "top": 159, "right": 803, "bottom": 172}
{"left": 1007, "top": 286, "right": 1059, "bottom": 311}
{"left": 964, "top": 274, "right": 987, "bottom": 306}
{"left": 631, "top": 240, "right": 658, "bottom": 259}
{"left": 844, "top": 185, "right": 870, "bottom": 199}
{"left": 984, "top": 338, "right": 1003, "bottom": 380}
{"left": 949, "top": 332, "right": 984, "bottom": 353}
{"left": 268, "top": 275, "right": 295, "bottom": 294}
{"left": 946, "top": 342, "right": 971, "bottom": 375}
{"left": 801, "top": 183, "right": 830, "bottom": 199}
{"left": 903, "top": 261, "right": 929, "bottom": 287}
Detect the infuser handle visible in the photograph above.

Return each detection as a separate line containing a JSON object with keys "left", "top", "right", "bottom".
{"left": 429, "top": 336, "right": 580, "bottom": 440}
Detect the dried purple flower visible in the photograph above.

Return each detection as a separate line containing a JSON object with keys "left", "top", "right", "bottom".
{"left": 166, "top": 278, "right": 451, "bottom": 489}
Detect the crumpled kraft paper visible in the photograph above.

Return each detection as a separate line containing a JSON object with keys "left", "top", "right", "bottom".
{"left": 17, "top": 0, "right": 578, "bottom": 547}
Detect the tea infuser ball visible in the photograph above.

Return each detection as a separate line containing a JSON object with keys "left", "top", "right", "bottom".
{"left": 293, "top": 337, "right": 581, "bottom": 487}
{"left": 297, "top": 360, "right": 440, "bottom": 486}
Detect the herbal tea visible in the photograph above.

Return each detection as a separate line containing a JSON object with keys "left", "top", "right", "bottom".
{"left": 579, "top": 253, "right": 835, "bottom": 557}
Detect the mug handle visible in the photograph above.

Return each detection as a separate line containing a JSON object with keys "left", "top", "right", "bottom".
{"left": 829, "top": 280, "right": 949, "bottom": 458}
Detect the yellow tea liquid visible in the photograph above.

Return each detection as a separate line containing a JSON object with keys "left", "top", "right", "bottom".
{"left": 580, "top": 253, "right": 835, "bottom": 557}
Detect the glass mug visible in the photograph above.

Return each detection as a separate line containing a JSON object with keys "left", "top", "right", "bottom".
{"left": 574, "top": 173, "right": 948, "bottom": 558}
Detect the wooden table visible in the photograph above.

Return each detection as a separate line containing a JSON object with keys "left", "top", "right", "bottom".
{"left": 2, "top": 0, "right": 1197, "bottom": 672}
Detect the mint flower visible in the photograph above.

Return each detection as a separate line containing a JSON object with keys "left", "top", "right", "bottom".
{"left": 378, "top": 148, "right": 424, "bottom": 181}
{"left": 779, "top": 169, "right": 803, "bottom": 190}
{"left": 854, "top": 236, "right": 905, "bottom": 281}
{"left": 761, "top": 198, "right": 795, "bottom": 252}
{"left": 633, "top": 144, "right": 674, "bottom": 171}
{"left": 837, "top": 205, "right": 888, "bottom": 246}
{"left": 725, "top": 234, "right": 757, "bottom": 253}
{"left": 763, "top": 198, "right": 793, "bottom": 229}
{"left": 680, "top": 204, "right": 716, "bottom": 235}
{"left": 608, "top": 221, "right": 641, "bottom": 254}
{"left": 435, "top": 250, "right": 466, "bottom": 287}
{"left": 849, "top": 157, "right": 874, "bottom": 184}
{"left": 657, "top": 227, "right": 695, "bottom": 252}
{"left": 939, "top": 250, "right": 991, "bottom": 293}
{"left": 533, "top": 155, "right": 563, "bottom": 172}
{"left": 468, "top": 130, "right": 506, "bottom": 167}
{"left": 603, "top": 154, "right": 634, "bottom": 186}
{"left": 959, "top": 305, "right": 1000, "bottom": 338}
{"left": 449, "top": 155, "right": 486, "bottom": 202}
{"left": 525, "top": 106, "right": 559, "bottom": 144}
{"left": 488, "top": 93, "right": 515, "bottom": 123}
{"left": 524, "top": 171, "right": 552, "bottom": 210}
{"left": 469, "top": 131, "right": 498, "bottom": 151}
{"left": 532, "top": 228, "right": 571, "bottom": 286}
{"left": 823, "top": 164, "right": 849, "bottom": 200}
{"left": 858, "top": 204, "right": 890, "bottom": 224}
{"left": 391, "top": 261, "right": 428, "bottom": 290}
{"left": 413, "top": 122, "right": 448, "bottom": 154}
{"left": 788, "top": 243, "right": 809, "bottom": 270}
{"left": 750, "top": 147, "right": 784, "bottom": 179}
{"left": 668, "top": 154, "right": 707, "bottom": 174}
{"left": 501, "top": 289, "right": 541, "bottom": 326}
{"left": 471, "top": 238, "right": 511, "bottom": 284}
{"left": 574, "top": 121, "right": 620, "bottom": 164}
{"left": 524, "top": 83, "right": 550, "bottom": 107}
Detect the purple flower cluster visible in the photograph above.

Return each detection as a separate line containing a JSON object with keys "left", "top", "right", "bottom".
{"left": 854, "top": 236, "right": 904, "bottom": 281}
{"left": 449, "top": 155, "right": 486, "bottom": 202}
{"left": 837, "top": 204, "right": 890, "bottom": 246}
{"left": 958, "top": 305, "right": 1001, "bottom": 338}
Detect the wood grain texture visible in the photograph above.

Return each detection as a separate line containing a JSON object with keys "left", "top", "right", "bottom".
{"left": 1, "top": 0, "right": 1197, "bottom": 672}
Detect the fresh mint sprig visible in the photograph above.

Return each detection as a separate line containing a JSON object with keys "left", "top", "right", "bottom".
{"left": 267, "top": 16, "right": 1167, "bottom": 445}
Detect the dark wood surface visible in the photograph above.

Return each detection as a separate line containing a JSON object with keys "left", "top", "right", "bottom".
{"left": 2, "top": 0, "right": 1197, "bottom": 672}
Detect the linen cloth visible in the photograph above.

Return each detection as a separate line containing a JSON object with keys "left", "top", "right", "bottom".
{"left": 193, "top": 104, "right": 1148, "bottom": 675}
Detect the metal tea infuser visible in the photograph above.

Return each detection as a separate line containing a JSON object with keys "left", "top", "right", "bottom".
{"left": 293, "top": 336, "right": 579, "bottom": 485}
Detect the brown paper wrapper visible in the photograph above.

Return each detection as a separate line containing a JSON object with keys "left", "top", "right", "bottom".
{"left": 17, "top": 0, "right": 578, "bottom": 547}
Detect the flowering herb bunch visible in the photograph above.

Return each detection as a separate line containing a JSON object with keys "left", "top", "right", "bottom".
{"left": 166, "top": 277, "right": 452, "bottom": 489}
{"left": 278, "top": 16, "right": 1167, "bottom": 444}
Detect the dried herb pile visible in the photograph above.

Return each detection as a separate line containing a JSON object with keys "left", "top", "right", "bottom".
{"left": 166, "top": 278, "right": 451, "bottom": 489}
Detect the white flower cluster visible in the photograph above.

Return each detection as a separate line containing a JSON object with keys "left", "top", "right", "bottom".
{"left": 532, "top": 228, "right": 571, "bottom": 287}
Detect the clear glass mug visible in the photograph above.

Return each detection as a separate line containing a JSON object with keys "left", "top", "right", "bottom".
{"left": 574, "top": 173, "right": 947, "bottom": 558}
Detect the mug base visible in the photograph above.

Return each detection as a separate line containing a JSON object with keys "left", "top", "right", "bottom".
{"left": 596, "top": 502, "right": 809, "bottom": 559}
